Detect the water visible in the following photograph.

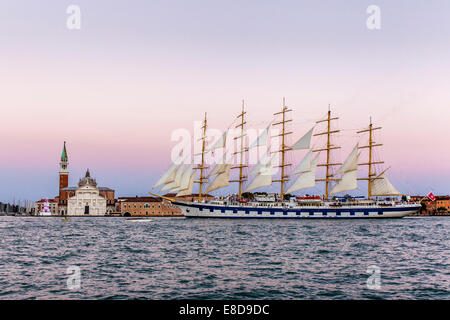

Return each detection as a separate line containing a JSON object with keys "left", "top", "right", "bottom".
{"left": 0, "top": 216, "right": 448, "bottom": 299}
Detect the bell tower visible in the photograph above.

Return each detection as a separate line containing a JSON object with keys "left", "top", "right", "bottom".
{"left": 59, "top": 141, "right": 69, "bottom": 191}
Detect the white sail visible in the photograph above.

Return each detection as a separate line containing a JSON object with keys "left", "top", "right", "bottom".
{"left": 161, "top": 164, "right": 184, "bottom": 191}
{"left": 208, "top": 163, "right": 224, "bottom": 177}
{"left": 209, "top": 163, "right": 228, "bottom": 177}
{"left": 329, "top": 150, "right": 360, "bottom": 195}
{"left": 176, "top": 164, "right": 194, "bottom": 192}
{"left": 217, "top": 163, "right": 229, "bottom": 175}
{"left": 370, "top": 173, "right": 401, "bottom": 196}
{"left": 292, "top": 149, "right": 312, "bottom": 175}
{"left": 208, "top": 130, "right": 227, "bottom": 151}
{"left": 291, "top": 127, "right": 314, "bottom": 150}
{"left": 285, "top": 154, "right": 319, "bottom": 194}
{"left": 249, "top": 151, "right": 270, "bottom": 176}
{"left": 244, "top": 174, "right": 272, "bottom": 193}
{"left": 330, "top": 169, "right": 358, "bottom": 195}
{"left": 244, "top": 157, "right": 274, "bottom": 192}
{"left": 206, "top": 164, "right": 232, "bottom": 193}
{"left": 172, "top": 164, "right": 186, "bottom": 191}
{"left": 209, "top": 151, "right": 231, "bottom": 177}
{"left": 176, "top": 172, "right": 196, "bottom": 197}
{"left": 337, "top": 144, "right": 359, "bottom": 174}
{"left": 208, "top": 162, "right": 227, "bottom": 177}
{"left": 160, "top": 181, "right": 173, "bottom": 191}
{"left": 249, "top": 124, "right": 270, "bottom": 148}
{"left": 208, "top": 163, "right": 219, "bottom": 177}
{"left": 152, "top": 162, "right": 177, "bottom": 188}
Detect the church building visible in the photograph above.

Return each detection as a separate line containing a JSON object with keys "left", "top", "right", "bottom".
{"left": 56, "top": 142, "right": 116, "bottom": 216}
{"left": 66, "top": 169, "right": 109, "bottom": 216}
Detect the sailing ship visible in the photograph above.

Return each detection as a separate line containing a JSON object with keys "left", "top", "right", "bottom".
{"left": 151, "top": 99, "right": 421, "bottom": 219}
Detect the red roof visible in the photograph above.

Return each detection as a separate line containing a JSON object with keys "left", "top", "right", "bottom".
{"left": 35, "top": 198, "right": 58, "bottom": 203}
{"left": 118, "top": 196, "right": 162, "bottom": 203}
{"left": 298, "top": 196, "right": 321, "bottom": 200}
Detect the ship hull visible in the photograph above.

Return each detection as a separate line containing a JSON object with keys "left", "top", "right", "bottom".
{"left": 173, "top": 201, "right": 421, "bottom": 219}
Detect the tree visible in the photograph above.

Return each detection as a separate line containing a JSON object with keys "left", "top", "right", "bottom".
{"left": 283, "top": 193, "right": 294, "bottom": 201}
{"left": 420, "top": 203, "right": 427, "bottom": 215}
{"left": 241, "top": 192, "right": 254, "bottom": 200}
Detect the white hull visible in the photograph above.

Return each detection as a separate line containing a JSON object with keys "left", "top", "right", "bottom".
{"left": 174, "top": 201, "right": 421, "bottom": 219}
{"left": 39, "top": 212, "right": 52, "bottom": 216}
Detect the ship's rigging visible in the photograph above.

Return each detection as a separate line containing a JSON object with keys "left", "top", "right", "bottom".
{"left": 152, "top": 99, "right": 402, "bottom": 200}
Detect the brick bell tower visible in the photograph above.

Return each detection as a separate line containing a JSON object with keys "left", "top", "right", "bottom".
{"left": 59, "top": 141, "right": 69, "bottom": 194}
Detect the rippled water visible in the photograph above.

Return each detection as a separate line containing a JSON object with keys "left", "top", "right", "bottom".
{"left": 0, "top": 216, "right": 448, "bottom": 299}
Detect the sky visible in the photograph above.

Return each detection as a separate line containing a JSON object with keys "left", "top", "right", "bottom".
{"left": 0, "top": 0, "right": 449, "bottom": 202}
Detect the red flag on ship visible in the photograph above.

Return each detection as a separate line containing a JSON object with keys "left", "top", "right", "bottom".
{"left": 427, "top": 192, "right": 436, "bottom": 201}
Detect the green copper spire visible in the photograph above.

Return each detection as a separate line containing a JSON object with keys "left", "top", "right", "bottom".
{"left": 61, "top": 141, "right": 68, "bottom": 161}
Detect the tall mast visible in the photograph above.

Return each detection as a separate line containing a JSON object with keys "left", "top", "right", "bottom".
{"left": 195, "top": 112, "right": 208, "bottom": 201}
{"left": 272, "top": 98, "right": 292, "bottom": 200}
{"left": 230, "top": 100, "right": 248, "bottom": 200}
{"left": 357, "top": 117, "right": 383, "bottom": 198}
{"left": 313, "top": 105, "right": 341, "bottom": 199}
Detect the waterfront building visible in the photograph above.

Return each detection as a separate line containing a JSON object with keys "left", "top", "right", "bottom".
{"left": 118, "top": 194, "right": 213, "bottom": 217}
{"left": 435, "top": 196, "right": 450, "bottom": 211}
{"left": 421, "top": 196, "right": 450, "bottom": 215}
{"left": 410, "top": 195, "right": 450, "bottom": 215}
{"left": 118, "top": 197, "right": 178, "bottom": 216}
{"left": 34, "top": 198, "right": 58, "bottom": 215}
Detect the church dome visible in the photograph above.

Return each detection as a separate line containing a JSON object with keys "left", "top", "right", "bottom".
{"left": 78, "top": 169, "right": 98, "bottom": 187}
